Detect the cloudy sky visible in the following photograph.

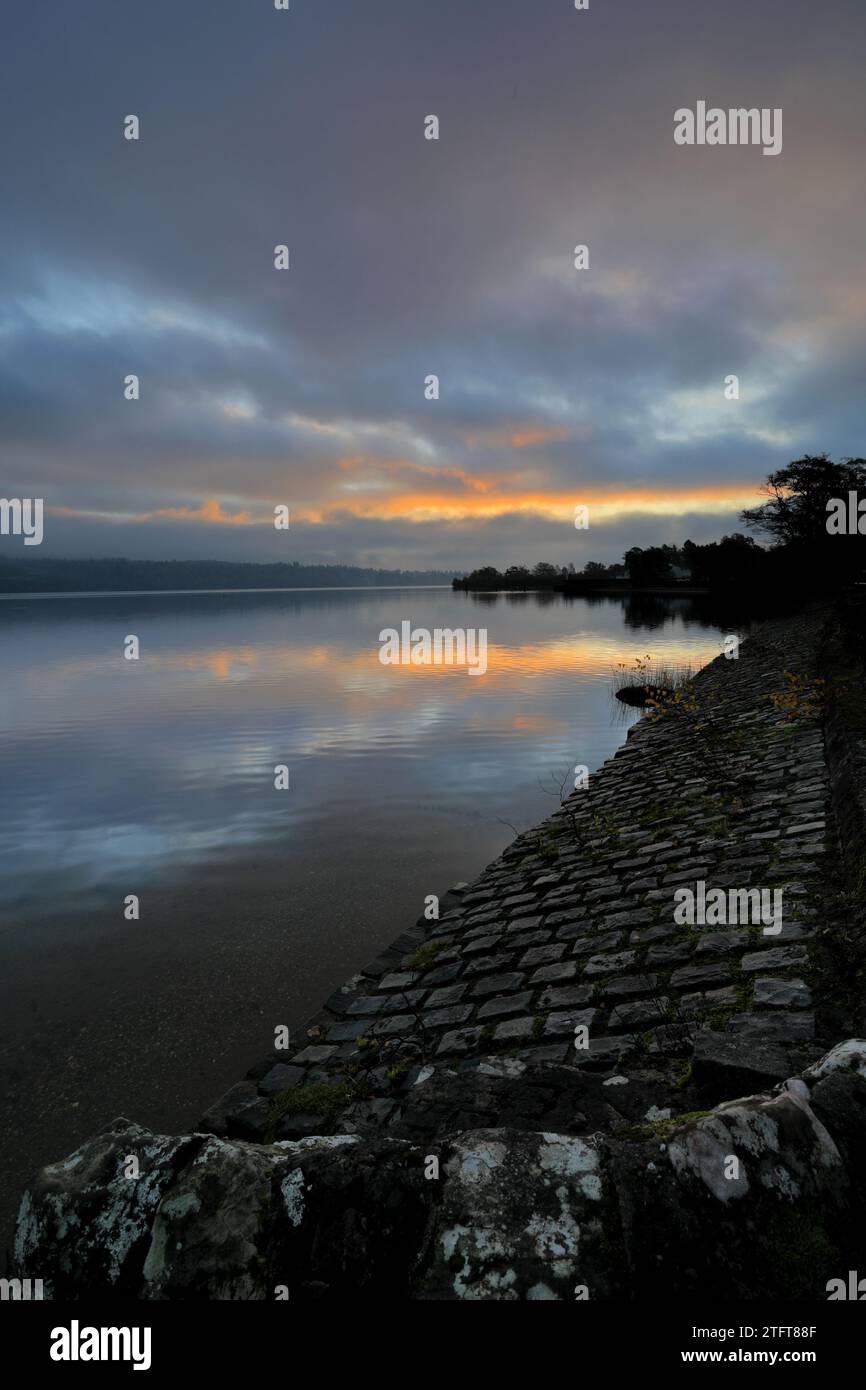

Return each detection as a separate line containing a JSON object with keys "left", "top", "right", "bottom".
{"left": 2, "top": 0, "right": 864, "bottom": 572}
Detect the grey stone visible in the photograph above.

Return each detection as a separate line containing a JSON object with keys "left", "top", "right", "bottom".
{"left": 290, "top": 1045, "right": 339, "bottom": 1065}
{"left": 694, "top": 929, "right": 750, "bottom": 956}
{"left": 554, "top": 920, "right": 596, "bottom": 941}
{"left": 544, "top": 910, "right": 592, "bottom": 929}
{"left": 727, "top": 1012, "right": 815, "bottom": 1042}
{"left": 424, "top": 963, "right": 462, "bottom": 986}
{"left": 530, "top": 961, "right": 577, "bottom": 984}
{"left": 427, "top": 1005, "right": 474, "bottom": 1028}
{"left": 198, "top": 1081, "right": 258, "bottom": 1137}
{"left": 508, "top": 931, "right": 551, "bottom": 952}
{"left": 346, "top": 995, "right": 388, "bottom": 1016}
{"left": 572, "top": 1035, "right": 634, "bottom": 1067}
{"left": 493, "top": 1017, "right": 536, "bottom": 1043}
{"left": 543, "top": 1007, "right": 597, "bottom": 1038}
{"left": 436, "top": 1026, "right": 483, "bottom": 1055}
{"left": 472, "top": 971, "right": 526, "bottom": 998}
{"left": 538, "top": 984, "right": 594, "bottom": 1010}
{"left": 602, "top": 973, "right": 659, "bottom": 1000}
{"left": 669, "top": 962, "right": 731, "bottom": 991}
{"left": 380, "top": 972, "right": 419, "bottom": 991}
{"left": 785, "top": 820, "right": 825, "bottom": 836}
{"left": 680, "top": 987, "right": 737, "bottom": 1016}
{"left": 382, "top": 989, "right": 428, "bottom": 1013}
{"left": 506, "top": 914, "right": 543, "bottom": 933}
{"left": 463, "top": 935, "right": 502, "bottom": 956}
{"left": 584, "top": 951, "right": 636, "bottom": 978}
{"left": 608, "top": 998, "right": 671, "bottom": 1030}
{"left": 692, "top": 1030, "right": 799, "bottom": 1093}
{"left": 229, "top": 1098, "right": 272, "bottom": 1142}
{"left": 753, "top": 976, "right": 812, "bottom": 1009}
{"left": 740, "top": 946, "right": 808, "bottom": 973}
{"left": 258, "top": 1064, "right": 306, "bottom": 1097}
{"left": 519, "top": 944, "right": 566, "bottom": 969}
{"left": 629, "top": 923, "right": 678, "bottom": 945}
{"left": 370, "top": 1015, "right": 418, "bottom": 1038}
{"left": 601, "top": 908, "right": 654, "bottom": 929}
{"left": 325, "top": 1020, "right": 368, "bottom": 1043}
{"left": 464, "top": 952, "right": 516, "bottom": 977}
{"left": 646, "top": 940, "right": 693, "bottom": 967}
{"left": 477, "top": 991, "right": 534, "bottom": 1020}
{"left": 423, "top": 984, "right": 467, "bottom": 1009}
{"left": 274, "top": 1112, "right": 326, "bottom": 1140}
{"left": 339, "top": 1099, "right": 398, "bottom": 1131}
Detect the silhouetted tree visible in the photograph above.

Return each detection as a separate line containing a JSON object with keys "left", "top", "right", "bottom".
{"left": 624, "top": 546, "right": 675, "bottom": 584}
{"left": 741, "top": 454, "right": 866, "bottom": 590}
{"left": 741, "top": 454, "right": 866, "bottom": 547}
{"left": 683, "top": 533, "right": 765, "bottom": 587}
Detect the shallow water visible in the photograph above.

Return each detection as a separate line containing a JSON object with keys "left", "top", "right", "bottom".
{"left": 0, "top": 585, "right": 729, "bottom": 1246}
{"left": 0, "top": 585, "right": 728, "bottom": 920}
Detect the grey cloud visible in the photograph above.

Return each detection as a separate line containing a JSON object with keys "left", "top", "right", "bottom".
{"left": 1, "top": 0, "right": 864, "bottom": 563}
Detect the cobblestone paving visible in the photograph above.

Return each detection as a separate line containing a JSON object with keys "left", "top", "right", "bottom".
{"left": 204, "top": 608, "right": 834, "bottom": 1142}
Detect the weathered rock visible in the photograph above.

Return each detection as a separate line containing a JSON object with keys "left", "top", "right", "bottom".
{"left": 753, "top": 976, "right": 813, "bottom": 1009}
{"left": 727, "top": 1011, "right": 815, "bottom": 1043}
{"left": 692, "top": 1029, "right": 819, "bottom": 1097}
{"left": 16, "top": 1043, "right": 866, "bottom": 1300}
{"left": 258, "top": 1064, "right": 306, "bottom": 1096}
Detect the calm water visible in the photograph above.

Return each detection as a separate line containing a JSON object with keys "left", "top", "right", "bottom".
{"left": 0, "top": 586, "right": 728, "bottom": 922}
{"left": 0, "top": 586, "right": 730, "bottom": 1245}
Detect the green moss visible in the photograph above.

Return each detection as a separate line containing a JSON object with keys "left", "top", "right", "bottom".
{"left": 265, "top": 1081, "right": 355, "bottom": 1141}
{"left": 616, "top": 1108, "right": 713, "bottom": 1142}
{"left": 706, "top": 1006, "right": 735, "bottom": 1031}
{"left": 531, "top": 1015, "right": 545, "bottom": 1040}
{"left": 766, "top": 1210, "right": 839, "bottom": 1298}
{"left": 407, "top": 938, "right": 453, "bottom": 971}
{"left": 673, "top": 1058, "right": 693, "bottom": 1089}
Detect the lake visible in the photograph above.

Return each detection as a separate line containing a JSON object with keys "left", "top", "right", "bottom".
{"left": 0, "top": 585, "right": 731, "bottom": 1247}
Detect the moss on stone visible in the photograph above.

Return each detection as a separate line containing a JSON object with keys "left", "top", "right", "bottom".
{"left": 407, "top": 938, "right": 453, "bottom": 970}
{"left": 616, "top": 1108, "right": 713, "bottom": 1142}
{"left": 265, "top": 1081, "right": 355, "bottom": 1141}
{"left": 674, "top": 1058, "right": 693, "bottom": 1089}
{"left": 767, "top": 1209, "right": 839, "bottom": 1298}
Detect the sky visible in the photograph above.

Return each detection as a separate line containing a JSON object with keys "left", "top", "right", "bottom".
{"left": 1, "top": 0, "right": 865, "bottom": 573}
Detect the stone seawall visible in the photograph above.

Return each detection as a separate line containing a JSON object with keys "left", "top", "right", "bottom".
{"left": 204, "top": 605, "right": 833, "bottom": 1143}
{"left": 14, "top": 604, "right": 866, "bottom": 1300}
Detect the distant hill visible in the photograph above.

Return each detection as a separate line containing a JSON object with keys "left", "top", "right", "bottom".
{"left": 0, "top": 557, "right": 456, "bottom": 593}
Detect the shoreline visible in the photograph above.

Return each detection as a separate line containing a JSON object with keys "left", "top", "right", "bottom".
{"left": 202, "top": 605, "right": 837, "bottom": 1144}
{"left": 15, "top": 600, "right": 866, "bottom": 1299}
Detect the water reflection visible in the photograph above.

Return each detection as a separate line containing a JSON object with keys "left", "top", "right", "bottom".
{"left": 0, "top": 587, "right": 730, "bottom": 921}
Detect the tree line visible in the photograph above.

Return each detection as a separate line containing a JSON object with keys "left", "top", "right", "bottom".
{"left": 0, "top": 557, "right": 454, "bottom": 593}
{"left": 454, "top": 455, "right": 866, "bottom": 593}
